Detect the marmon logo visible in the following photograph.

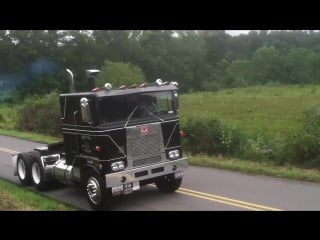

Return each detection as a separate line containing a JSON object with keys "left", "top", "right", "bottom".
{"left": 140, "top": 126, "right": 148, "bottom": 136}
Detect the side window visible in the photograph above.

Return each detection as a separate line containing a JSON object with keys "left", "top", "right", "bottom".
{"left": 80, "top": 97, "right": 92, "bottom": 123}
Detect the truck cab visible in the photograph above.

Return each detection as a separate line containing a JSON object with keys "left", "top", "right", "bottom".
{"left": 12, "top": 72, "right": 187, "bottom": 210}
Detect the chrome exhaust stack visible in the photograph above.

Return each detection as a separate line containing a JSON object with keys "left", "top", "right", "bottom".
{"left": 66, "top": 68, "right": 75, "bottom": 93}
{"left": 86, "top": 69, "right": 100, "bottom": 90}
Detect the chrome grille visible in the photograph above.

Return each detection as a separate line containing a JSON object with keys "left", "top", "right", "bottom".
{"left": 131, "top": 134, "right": 160, "bottom": 158}
{"left": 133, "top": 155, "right": 161, "bottom": 167}
{"left": 126, "top": 123, "right": 165, "bottom": 168}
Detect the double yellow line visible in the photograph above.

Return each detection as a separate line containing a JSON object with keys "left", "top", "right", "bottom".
{"left": 177, "top": 187, "right": 282, "bottom": 211}
{"left": 0, "top": 146, "right": 19, "bottom": 155}
{"left": 0, "top": 146, "right": 281, "bottom": 211}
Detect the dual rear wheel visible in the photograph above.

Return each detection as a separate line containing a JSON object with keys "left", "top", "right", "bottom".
{"left": 17, "top": 151, "right": 50, "bottom": 190}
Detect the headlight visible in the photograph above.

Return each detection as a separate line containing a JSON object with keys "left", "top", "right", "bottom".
{"left": 168, "top": 150, "right": 180, "bottom": 159}
{"left": 111, "top": 161, "right": 125, "bottom": 172}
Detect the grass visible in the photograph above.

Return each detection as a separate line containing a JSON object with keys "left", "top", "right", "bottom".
{"left": 0, "top": 129, "right": 60, "bottom": 144}
{"left": 180, "top": 85, "right": 320, "bottom": 139}
{"left": 180, "top": 85, "right": 320, "bottom": 182}
{"left": 0, "top": 179, "right": 77, "bottom": 210}
{"left": 187, "top": 154, "right": 320, "bottom": 183}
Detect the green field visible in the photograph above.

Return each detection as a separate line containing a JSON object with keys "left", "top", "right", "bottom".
{"left": 2, "top": 84, "right": 320, "bottom": 141}
{"left": 180, "top": 85, "right": 320, "bottom": 139}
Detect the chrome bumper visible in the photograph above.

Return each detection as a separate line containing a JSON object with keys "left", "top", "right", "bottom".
{"left": 105, "top": 157, "right": 187, "bottom": 188}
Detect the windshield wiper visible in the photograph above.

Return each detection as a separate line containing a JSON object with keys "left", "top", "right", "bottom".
{"left": 140, "top": 106, "right": 164, "bottom": 122}
{"left": 124, "top": 105, "right": 139, "bottom": 128}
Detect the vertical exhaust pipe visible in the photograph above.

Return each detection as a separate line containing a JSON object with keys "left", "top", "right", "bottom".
{"left": 66, "top": 68, "right": 75, "bottom": 93}
{"left": 86, "top": 69, "right": 100, "bottom": 90}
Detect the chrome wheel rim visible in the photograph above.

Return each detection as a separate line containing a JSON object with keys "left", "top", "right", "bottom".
{"left": 17, "top": 159, "right": 26, "bottom": 180}
{"left": 86, "top": 177, "right": 101, "bottom": 205}
{"left": 32, "top": 162, "right": 41, "bottom": 184}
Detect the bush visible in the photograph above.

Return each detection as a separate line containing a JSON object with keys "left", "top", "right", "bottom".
{"left": 265, "top": 81, "right": 281, "bottom": 87}
{"left": 278, "top": 106, "right": 320, "bottom": 168}
{"left": 303, "top": 106, "right": 320, "bottom": 137}
{"left": 17, "top": 92, "right": 61, "bottom": 136}
{"left": 231, "top": 79, "right": 248, "bottom": 88}
{"left": 181, "top": 117, "right": 243, "bottom": 156}
{"left": 181, "top": 116, "right": 279, "bottom": 163}
{"left": 0, "top": 113, "right": 5, "bottom": 123}
{"left": 240, "top": 133, "right": 277, "bottom": 162}
{"left": 200, "top": 81, "right": 221, "bottom": 92}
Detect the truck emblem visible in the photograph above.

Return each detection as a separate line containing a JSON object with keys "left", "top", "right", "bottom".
{"left": 140, "top": 126, "right": 148, "bottom": 136}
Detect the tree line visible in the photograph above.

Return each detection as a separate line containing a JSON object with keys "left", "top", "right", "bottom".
{"left": 1, "top": 30, "right": 320, "bottom": 102}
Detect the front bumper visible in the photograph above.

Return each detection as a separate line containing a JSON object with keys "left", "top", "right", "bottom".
{"left": 105, "top": 157, "right": 187, "bottom": 188}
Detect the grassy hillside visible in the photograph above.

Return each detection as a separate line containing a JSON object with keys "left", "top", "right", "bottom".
{"left": 180, "top": 85, "right": 320, "bottom": 139}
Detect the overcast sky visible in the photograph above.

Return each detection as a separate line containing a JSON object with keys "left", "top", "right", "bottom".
{"left": 225, "top": 30, "right": 252, "bottom": 36}
{"left": 225, "top": 30, "right": 318, "bottom": 36}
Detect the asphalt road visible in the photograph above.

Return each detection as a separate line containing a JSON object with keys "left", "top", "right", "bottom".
{"left": 1, "top": 135, "right": 320, "bottom": 211}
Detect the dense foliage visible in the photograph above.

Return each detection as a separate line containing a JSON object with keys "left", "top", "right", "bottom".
{"left": 17, "top": 92, "right": 60, "bottom": 136}
{"left": 2, "top": 30, "right": 320, "bottom": 101}
{"left": 96, "top": 60, "right": 146, "bottom": 88}
{"left": 3, "top": 30, "right": 320, "bottom": 168}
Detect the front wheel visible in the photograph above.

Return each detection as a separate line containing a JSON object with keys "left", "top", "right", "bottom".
{"left": 155, "top": 174, "right": 182, "bottom": 193}
{"left": 83, "top": 169, "right": 111, "bottom": 210}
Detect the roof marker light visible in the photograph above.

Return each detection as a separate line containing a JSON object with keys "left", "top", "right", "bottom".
{"left": 180, "top": 130, "right": 185, "bottom": 137}
{"left": 170, "top": 81, "right": 178, "bottom": 87}
{"left": 91, "top": 87, "right": 100, "bottom": 92}
{"left": 156, "top": 79, "right": 163, "bottom": 86}
{"left": 139, "top": 83, "right": 148, "bottom": 88}
{"left": 104, "top": 83, "right": 112, "bottom": 90}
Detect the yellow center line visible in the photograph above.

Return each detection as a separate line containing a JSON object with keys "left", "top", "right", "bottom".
{"left": 0, "top": 146, "right": 19, "bottom": 155}
{"left": 178, "top": 187, "right": 282, "bottom": 211}
{"left": 176, "top": 190, "right": 264, "bottom": 211}
{"left": 150, "top": 184, "right": 282, "bottom": 211}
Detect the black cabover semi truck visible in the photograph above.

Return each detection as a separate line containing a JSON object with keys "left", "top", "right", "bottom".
{"left": 12, "top": 69, "right": 187, "bottom": 210}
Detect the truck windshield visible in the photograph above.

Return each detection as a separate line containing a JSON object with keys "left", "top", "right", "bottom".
{"left": 98, "top": 91, "right": 176, "bottom": 123}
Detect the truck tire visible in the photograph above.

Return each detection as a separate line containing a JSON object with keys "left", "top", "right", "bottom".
{"left": 83, "top": 169, "right": 111, "bottom": 210}
{"left": 17, "top": 153, "right": 33, "bottom": 186}
{"left": 155, "top": 174, "right": 182, "bottom": 193}
{"left": 30, "top": 152, "right": 50, "bottom": 191}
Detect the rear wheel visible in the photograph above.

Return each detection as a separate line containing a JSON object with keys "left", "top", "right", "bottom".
{"left": 30, "top": 155, "right": 50, "bottom": 191}
{"left": 83, "top": 169, "right": 112, "bottom": 210}
{"left": 155, "top": 174, "right": 182, "bottom": 193}
{"left": 17, "top": 153, "right": 32, "bottom": 186}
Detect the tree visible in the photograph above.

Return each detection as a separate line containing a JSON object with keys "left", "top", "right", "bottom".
{"left": 251, "top": 46, "right": 283, "bottom": 84}
{"left": 228, "top": 59, "right": 252, "bottom": 86}
{"left": 96, "top": 60, "right": 146, "bottom": 88}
